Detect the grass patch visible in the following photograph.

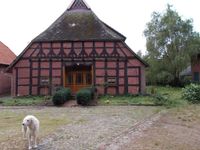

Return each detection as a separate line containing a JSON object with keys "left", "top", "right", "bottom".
{"left": 99, "top": 95, "right": 155, "bottom": 106}
{"left": 99, "top": 86, "right": 188, "bottom": 108}
{"left": 0, "top": 108, "right": 71, "bottom": 149}
{"left": 0, "top": 96, "right": 49, "bottom": 106}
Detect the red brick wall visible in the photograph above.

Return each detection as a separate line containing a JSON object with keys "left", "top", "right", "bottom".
{"left": 11, "top": 41, "right": 146, "bottom": 96}
{"left": 191, "top": 57, "right": 200, "bottom": 81}
{"left": 0, "top": 65, "right": 11, "bottom": 95}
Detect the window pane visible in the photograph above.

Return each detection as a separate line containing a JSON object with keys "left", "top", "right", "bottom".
{"left": 67, "top": 73, "right": 73, "bottom": 84}
{"left": 76, "top": 73, "right": 83, "bottom": 84}
{"left": 194, "top": 72, "right": 199, "bottom": 82}
{"left": 86, "top": 72, "right": 92, "bottom": 84}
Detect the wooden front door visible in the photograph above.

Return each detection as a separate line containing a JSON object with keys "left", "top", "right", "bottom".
{"left": 65, "top": 66, "right": 92, "bottom": 93}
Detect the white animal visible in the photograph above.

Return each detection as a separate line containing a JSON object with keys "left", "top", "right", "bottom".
{"left": 22, "top": 115, "right": 40, "bottom": 150}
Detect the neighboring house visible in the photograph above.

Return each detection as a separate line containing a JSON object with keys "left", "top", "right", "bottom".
{"left": 0, "top": 41, "right": 16, "bottom": 95}
{"left": 7, "top": 0, "right": 148, "bottom": 97}
{"left": 191, "top": 54, "right": 200, "bottom": 82}
{"left": 180, "top": 66, "right": 192, "bottom": 78}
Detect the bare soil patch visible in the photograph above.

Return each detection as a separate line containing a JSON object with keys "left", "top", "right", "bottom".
{"left": 113, "top": 105, "right": 200, "bottom": 150}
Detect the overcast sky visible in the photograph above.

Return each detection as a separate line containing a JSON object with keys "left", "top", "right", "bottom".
{"left": 0, "top": 0, "right": 200, "bottom": 55}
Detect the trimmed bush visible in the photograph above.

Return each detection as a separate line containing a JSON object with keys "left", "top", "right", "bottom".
{"left": 76, "top": 87, "right": 96, "bottom": 106}
{"left": 52, "top": 88, "right": 71, "bottom": 106}
{"left": 62, "top": 88, "right": 72, "bottom": 100}
{"left": 182, "top": 84, "right": 200, "bottom": 103}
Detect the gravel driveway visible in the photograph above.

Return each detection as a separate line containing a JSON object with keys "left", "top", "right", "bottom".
{"left": 0, "top": 106, "right": 160, "bottom": 150}
{"left": 35, "top": 106, "right": 160, "bottom": 150}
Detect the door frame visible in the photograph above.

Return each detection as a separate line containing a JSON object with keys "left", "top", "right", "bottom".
{"left": 63, "top": 63, "right": 93, "bottom": 93}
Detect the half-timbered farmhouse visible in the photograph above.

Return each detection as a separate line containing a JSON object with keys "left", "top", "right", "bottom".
{"left": 7, "top": 0, "right": 148, "bottom": 96}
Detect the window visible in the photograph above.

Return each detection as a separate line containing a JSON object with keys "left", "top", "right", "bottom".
{"left": 85, "top": 72, "right": 92, "bottom": 84}
{"left": 40, "top": 77, "right": 49, "bottom": 86}
{"left": 194, "top": 72, "right": 199, "bottom": 82}
{"left": 76, "top": 72, "right": 83, "bottom": 84}
{"left": 107, "top": 77, "right": 117, "bottom": 86}
{"left": 67, "top": 73, "right": 73, "bottom": 85}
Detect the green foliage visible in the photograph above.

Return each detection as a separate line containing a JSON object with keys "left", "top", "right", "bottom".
{"left": 144, "top": 4, "right": 200, "bottom": 86}
{"left": 52, "top": 88, "right": 71, "bottom": 106}
{"left": 0, "top": 96, "right": 46, "bottom": 106}
{"left": 180, "top": 76, "right": 192, "bottom": 85}
{"left": 99, "top": 86, "right": 187, "bottom": 108}
{"left": 182, "top": 84, "right": 200, "bottom": 103}
{"left": 153, "top": 94, "right": 169, "bottom": 105}
{"left": 99, "top": 95, "right": 155, "bottom": 106}
{"left": 151, "top": 86, "right": 187, "bottom": 108}
{"left": 76, "top": 87, "right": 96, "bottom": 106}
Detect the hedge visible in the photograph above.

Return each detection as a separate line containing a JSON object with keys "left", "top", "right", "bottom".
{"left": 52, "top": 88, "right": 71, "bottom": 106}
{"left": 76, "top": 87, "right": 96, "bottom": 106}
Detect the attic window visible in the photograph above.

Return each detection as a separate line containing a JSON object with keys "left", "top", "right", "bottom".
{"left": 69, "top": 23, "right": 76, "bottom": 27}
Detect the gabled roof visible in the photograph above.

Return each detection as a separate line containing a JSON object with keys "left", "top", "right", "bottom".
{"left": 0, "top": 41, "right": 16, "bottom": 65}
{"left": 33, "top": 0, "right": 126, "bottom": 42}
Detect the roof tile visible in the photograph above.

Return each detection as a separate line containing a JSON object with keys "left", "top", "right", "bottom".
{"left": 0, "top": 42, "right": 16, "bottom": 65}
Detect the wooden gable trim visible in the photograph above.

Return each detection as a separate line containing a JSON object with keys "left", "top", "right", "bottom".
{"left": 121, "top": 41, "right": 149, "bottom": 67}
{"left": 6, "top": 42, "right": 35, "bottom": 72}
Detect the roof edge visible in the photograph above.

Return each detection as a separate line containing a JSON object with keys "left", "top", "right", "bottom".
{"left": 122, "top": 41, "right": 149, "bottom": 67}
{"left": 101, "top": 22, "right": 126, "bottom": 41}
{"left": 6, "top": 42, "right": 33, "bottom": 73}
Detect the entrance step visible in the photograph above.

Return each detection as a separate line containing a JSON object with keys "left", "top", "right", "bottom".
{"left": 63, "top": 100, "right": 78, "bottom": 107}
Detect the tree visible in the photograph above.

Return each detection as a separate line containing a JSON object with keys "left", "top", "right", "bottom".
{"left": 144, "top": 4, "right": 200, "bottom": 86}
{"left": 136, "top": 50, "right": 143, "bottom": 58}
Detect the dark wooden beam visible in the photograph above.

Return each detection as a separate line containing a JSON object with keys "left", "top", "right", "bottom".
{"left": 93, "top": 59, "right": 96, "bottom": 86}
{"left": 124, "top": 60, "right": 128, "bottom": 94}
{"left": 49, "top": 59, "right": 52, "bottom": 95}
{"left": 15, "top": 67, "right": 18, "bottom": 96}
{"left": 104, "top": 58, "right": 108, "bottom": 94}
{"left": 29, "top": 59, "right": 32, "bottom": 95}
{"left": 116, "top": 59, "right": 119, "bottom": 95}
{"left": 37, "top": 58, "right": 41, "bottom": 95}
{"left": 139, "top": 67, "right": 141, "bottom": 93}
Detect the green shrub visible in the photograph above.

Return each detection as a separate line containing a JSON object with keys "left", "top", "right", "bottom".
{"left": 153, "top": 93, "right": 169, "bottom": 105}
{"left": 62, "top": 88, "right": 72, "bottom": 100}
{"left": 52, "top": 88, "right": 71, "bottom": 106}
{"left": 76, "top": 87, "right": 96, "bottom": 106}
{"left": 182, "top": 84, "right": 200, "bottom": 103}
{"left": 180, "top": 76, "right": 192, "bottom": 86}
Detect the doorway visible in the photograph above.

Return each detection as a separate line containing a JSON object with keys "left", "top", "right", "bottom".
{"left": 64, "top": 65, "right": 92, "bottom": 93}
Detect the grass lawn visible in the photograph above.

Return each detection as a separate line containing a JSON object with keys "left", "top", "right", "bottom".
{"left": 0, "top": 107, "right": 71, "bottom": 149}
{"left": 99, "top": 86, "right": 188, "bottom": 108}
{"left": 0, "top": 96, "right": 51, "bottom": 106}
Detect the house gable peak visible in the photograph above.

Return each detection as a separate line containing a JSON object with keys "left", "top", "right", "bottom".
{"left": 67, "top": 0, "right": 91, "bottom": 11}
